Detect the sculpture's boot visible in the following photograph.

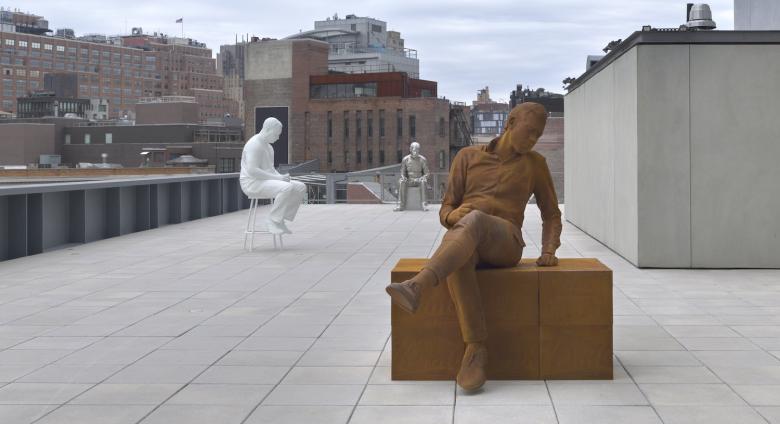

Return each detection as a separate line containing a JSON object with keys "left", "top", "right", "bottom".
{"left": 385, "top": 268, "right": 438, "bottom": 314}
{"left": 456, "top": 342, "right": 487, "bottom": 391}
{"left": 266, "top": 218, "right": 286, "bottom": 235}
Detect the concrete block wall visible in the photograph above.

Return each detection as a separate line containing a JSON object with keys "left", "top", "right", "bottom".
{"left": 565, "top": 42, "right": 780, "bottom": 268}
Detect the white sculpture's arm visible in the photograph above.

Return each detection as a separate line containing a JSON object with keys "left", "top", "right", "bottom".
{"left": 243, "top": 138, "right": 284, "bottom": 181}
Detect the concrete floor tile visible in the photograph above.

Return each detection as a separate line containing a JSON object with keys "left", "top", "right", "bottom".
{"left": 732, "top": 385, "right": 780, "bottom": 406}
{"left": 281, "top": 366, "right": 372, "bottom": 385}
{"left": 360, "top": 383, "right": 455, "bottom": 405}
{"left": 193, "top": 366, "right": 289, "bottom": 385}
{"left": 244, "top": 405, "right": 352, "bottom": 424}
{"left": 455, "top": 405, "right": 557, "bottom": 424}
{"left": 139, "top": 404, "right": 251, "bottom": 424}
{"left": 350, "top": 405, "right": 452, "bottom": 424}
{"left": 456, "top": 381, "right": 551, "bottom": 405}
{"left": 167, "top": 383, "right": 272, "bottom": 405}
{"left": 263, "top": 384, "right": 364, "bottom": 406}
{"left": 555, "top": 405, "right": 662, "bottom": 424}
{"left": 34, "top": 405, "right": 153, "bottom": 424}
{"left": 18, "top": 364, "right": 123, "bottom": 384}
{"left": 216, "top": 350, "right": 302, "bottom": 367}
{"left": 70, "top": 384, "right": 182, "bottom": 405}
{"left": 547, "top": 382, "right": 648, "bottom": 405}
{"left": 297, "top": 349, "right": 381, "bottom": 366}
{"left": 626, "top": 366, "right": 720, "bottom": 384}
{"left": 106, "top": 364, "right": 207, "bottom": 384}
{"left": 0, "top": 383, "right": 91, "bottom": 404}
{"left": 640, "top": 383, "right": 746, "bottom": 406}
{"left": 655, "top": 406, "right": 768, "bottom": 424}
{"left": 0, "top": 405, "right": 57, "bottom": 423}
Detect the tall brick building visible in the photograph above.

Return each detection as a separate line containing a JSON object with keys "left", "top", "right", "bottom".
{"left": 241, "top": 38, "right": 460, "bottom": 173}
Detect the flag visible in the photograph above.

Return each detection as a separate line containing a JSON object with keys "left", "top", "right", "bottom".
{"left": 175, "top": 18, "right": 183, "bottom": 23}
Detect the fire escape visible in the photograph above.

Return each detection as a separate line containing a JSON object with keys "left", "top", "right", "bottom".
{"left": 449, "top": 102, "right": 473, "bottom": 163}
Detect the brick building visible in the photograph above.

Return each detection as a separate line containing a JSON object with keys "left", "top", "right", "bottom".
{"left": 242, "top": 38, "right": 465, "bottom": 173}
{"left": 0, "top": 11, "right": 234, "bottom": 121}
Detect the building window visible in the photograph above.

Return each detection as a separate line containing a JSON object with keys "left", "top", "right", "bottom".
{"left": 310, "top": 82, "right": 377, "bottom": 99}
{"left": 379, "top": 150, "right": 385, "bottom": 164}
{"left": 409, "top": 115, "right": 416, "bottom": 138}
{"left": 84, "top": 134, "right": 91, "bottom": 144}
{"left": 371, "top": 24, "right": 383, "bottom": 33}
{"left": 18, "top": 40, "right": 27, "bottom": 48}
{"left": 396, "top": 109, "right": 403, "bottom": 138}
{"left": 368, "top": 150, "right": 373, "bottom": 163}
{"left": 327, "top": 111, "right": 332, "bottom": 138}
{"left": 343, "top": 111, "right": 349, "bottom": 141}
{"left": 327, "top": 150, "right": 332, "bottom": 164}
{"left": 31, "top": 42, "right": 40, "bottom": 49}
{"left": 105, "top": 133, "right": 112, "bottom": 144}
{"left": 439, "top": 151, "right": 445, "bottom": 170}
{"left": 44, "top": 44, "right": 52, "bottom": 50}
{"left": 4, "top": 39, "right": 14, "bottom": 46}
{"left": 356, "top": 150, "right": 362, "bottom": 164}
{"left": 218, "top": 158, "right": 235, "bottom": 173}
{"left": 355, "top": 111, "right": 362, "bottom": 139}
{"left": 439, "top": 118, "right": 446, "bottom": 137}
{"left": 367, "top": 110, "right": 373, "bottom": 137}
{"left": 379, "top": 110, "right": 385, "bottom": 137}
{"left": 64, "top": 134, "right": 71, "bottom": 145}
{"left": 397, "top": 149, "right": 402, "bottom": 162}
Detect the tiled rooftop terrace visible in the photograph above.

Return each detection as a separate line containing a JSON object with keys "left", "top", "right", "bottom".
{"left": 0, "top": 204, "right": 779, "bottom": 424}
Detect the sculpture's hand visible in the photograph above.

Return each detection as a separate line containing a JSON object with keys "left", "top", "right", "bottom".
{"left": 536, "top": 252, "right": 559, "bottom": 267}
{"left": 446, "top": 203, "right": 474, "bottom": 226}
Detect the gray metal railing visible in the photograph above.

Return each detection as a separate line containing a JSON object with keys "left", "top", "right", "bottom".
{"left": 0, "top": 173, "right": 257, "bottom": 262}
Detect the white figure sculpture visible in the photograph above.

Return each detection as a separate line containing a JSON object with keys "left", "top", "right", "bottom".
{"left": 394, "top": 141, "right": 430, "bottom": 211}
{"left": 240, "top": 117, "right": 306, "bottom": 235}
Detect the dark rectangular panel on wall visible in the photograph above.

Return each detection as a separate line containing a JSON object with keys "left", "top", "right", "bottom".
{"left": 180, "top": 182, "right": 192, "bottom": 222}
{"left": 86, "top": 189, "right": 107, "bottom": 242}
{"left": 27, "top": 193, "right": 43, "bottom": 255}
{"left": 107, "top": 188, "right": 121, "bottom": 238}
{"left": 42, "top": 191, "right": 70, "bottom": 250}
{"left": 188, "top": 181, "right": 202, "bottom": 221}
{"left": 154, "top": 184, "right": 169, "bottom": 227}
{"left": 255, "top": 106, "right": 289, "bottom": 166}
{"left": 136, "top": 185, "right": 151, "bottom": 232}
{"left": 119, "top": 187, "right": 135, "bottom": 235}
{"left": 69, "top": 190, "right": 86, "bottom": 244}
{"left": 208, "top": 180, "right": 221, "bottom": 217}
{"left": 0, "top": 197, "right": 7, "bottom": 260}
{"left": 7, "top": 195, "right": 27, "bottom": 259}
{"left": 169, "top": 182, "right": 182, "bottom": 224}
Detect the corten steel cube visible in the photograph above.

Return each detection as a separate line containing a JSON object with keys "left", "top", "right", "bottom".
{"left": 390, "top": 258, "right": 612, "bottom": 381}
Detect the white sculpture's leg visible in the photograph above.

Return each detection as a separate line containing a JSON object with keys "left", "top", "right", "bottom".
{"left": 267, "top": 180, "right": 305, "bottom": 223}
{"left": 250, "top": 199, "right": 259, "bottom": 252}
{"left": 421, "top": 181, "right": 429, "bottom": 211}
{"left": 244, "top": 199, "right": 253, "bottom": 250}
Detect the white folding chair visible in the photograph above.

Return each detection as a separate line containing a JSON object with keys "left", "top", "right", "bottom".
{"left": 244, "top": 198, "right": 283, "bottom": 251}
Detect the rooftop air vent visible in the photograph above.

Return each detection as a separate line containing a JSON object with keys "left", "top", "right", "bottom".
{"left": 686, "top": 3, "right": 717, "bottom": 30}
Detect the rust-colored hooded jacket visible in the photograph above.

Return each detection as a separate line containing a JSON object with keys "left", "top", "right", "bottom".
{"left": 439, "top": 110, "right": 562, "bottom": 254}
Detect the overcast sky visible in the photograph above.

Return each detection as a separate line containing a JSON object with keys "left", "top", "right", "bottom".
{"left": 11, "top": 1, "right": 734, "bottom": 102}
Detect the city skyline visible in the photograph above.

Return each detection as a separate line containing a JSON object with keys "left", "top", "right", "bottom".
{"left": 4, "top": 1, "right": 734, "bottom": 102}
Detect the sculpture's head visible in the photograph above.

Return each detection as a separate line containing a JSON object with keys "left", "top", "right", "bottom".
{"left": 502, "top": 102, "right": 547, "bottom": 154}
{"left": 258, "top": 117, "right": 283, "bottom": 144}
{"left": 410, "top": 142, "right": 421, "bottom": 158}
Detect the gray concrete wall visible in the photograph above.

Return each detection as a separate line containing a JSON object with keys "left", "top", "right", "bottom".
{"left": 564, "top": 48, "right": 638, "bottom": 264}
{"left": 735, "top": 0, "right": 780, "bottom": 30}
{"left": 566, "top": 42, "right": 780, "bottom": 268}
{"left": 689, "top": 44, "right": 780, "bottom": 267}
{"left": 636, "top": 45, "right": 692, "bottom": 268}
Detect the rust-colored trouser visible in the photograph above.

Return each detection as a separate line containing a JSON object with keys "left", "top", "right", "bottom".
{"left": 424, "top": 210, "right": 524, "bottom": 343}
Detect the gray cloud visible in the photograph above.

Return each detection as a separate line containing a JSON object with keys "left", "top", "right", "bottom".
{"left": 11, "top": 0, "right": 734, "bottom": 102}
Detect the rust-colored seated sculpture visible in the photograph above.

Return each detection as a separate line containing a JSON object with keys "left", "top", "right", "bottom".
{"left": 386, "top": 102, "right": 562, "bottom": 391}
